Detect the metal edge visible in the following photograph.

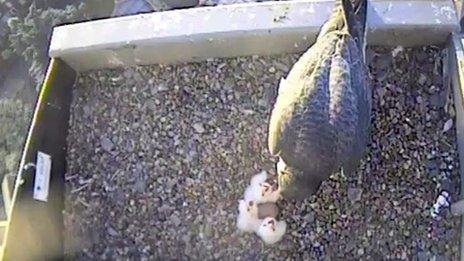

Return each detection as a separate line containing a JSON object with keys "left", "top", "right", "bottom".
{"left": 0, "top": 58, "right": 76, "bottom": 260}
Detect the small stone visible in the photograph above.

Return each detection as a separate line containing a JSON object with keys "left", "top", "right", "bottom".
{"left": 439, "top": 162, "right": 447, "bottom": 170}
{"left": 193, "top": 123, "right": 205, "bottom": 133}
{"left": 171, "top": 214, "right": 181, "bottom": 227}
{"left": 347, "top": 187, "right": 362, "bottom": 202}
{"left": 443, "top": 119, "right": 453, "bottom": 132}
{"left": 100, "top": 136, "right": 114, "bottom": 152}
{"left": 268, "top": 67, "right": 276, "bottom": 73}
{"left": 107, "top": 226, "right": 118, "bottom": 237}
{"left": 258, "top": 99, "right": 267, "bottom": 107}
{"left": 391, "top": 46, "right": 404, "bottom": 57}
{"left": 418, "top": 73, "right": 427, "bottom": 85}
{"left": 157, "top": 84, "right": 168, "bottom": 92}
{"left": 306, "top": 212, "right": 315, "bottom": 223}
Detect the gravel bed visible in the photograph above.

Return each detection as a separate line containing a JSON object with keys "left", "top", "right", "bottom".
{"left": 64, "top": 46, "right": 460, "bottom": 260}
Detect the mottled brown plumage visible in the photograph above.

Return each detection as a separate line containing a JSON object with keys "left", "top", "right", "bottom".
{"left": 268, "top": 0, "right": 371, "bottom": 200}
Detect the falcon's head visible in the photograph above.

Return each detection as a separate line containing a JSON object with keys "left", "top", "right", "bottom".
{"left": 276, "top": 158, "right": 322, "bottom": 200}
{"left": 260, "top": 217, "right": 277, "bottom": 232}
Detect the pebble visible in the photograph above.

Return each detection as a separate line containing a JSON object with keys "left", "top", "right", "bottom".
{"left": 347, "top": 187, "right": 362, "bottom": 202}
{"left": 193, "top": 123, "right": 206, "bottom": 133}
{"left": 443, "top": 119, "right": 453, "bottom": 133}
{"left": 107, "top": 226, "right": 118, "bottom": 237}
{"left": 100, "top": 136, "right": 114, "bottom": 152}
{"left": 418, "top": 73, "right": 428, "bottom": 85}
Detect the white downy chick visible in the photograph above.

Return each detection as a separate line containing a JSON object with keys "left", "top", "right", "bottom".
{"left": 250, "top": 170, "right": 268, "bottom": 187}
{"left": 244, "top": 171, "right": 281, "bottom": 204}
{"left": 237, "top": 199, "right": 261, "bottom": 233}
{"left": 256, "top": 217, "right": 286, "bottom": 245}
{"left": 244, "top": 181, "right": 280, "bottom": 204}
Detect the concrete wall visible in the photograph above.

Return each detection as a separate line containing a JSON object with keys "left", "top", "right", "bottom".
{"left": 49, "top": 0, "right": 459, "bottom": 71}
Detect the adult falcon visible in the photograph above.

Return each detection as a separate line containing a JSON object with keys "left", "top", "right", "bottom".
{"left": 268, "top": 0, "right": 371, "bottom": 200}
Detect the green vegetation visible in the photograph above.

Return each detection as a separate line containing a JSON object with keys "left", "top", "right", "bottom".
{"left": 1, "top": 1, "right": 86, "bottom": 91}
{"left": 0, "top": 98, "right": 32, "bottom": 176}
{"left": 0, "top": 1, "right": 87, "bottom": 178}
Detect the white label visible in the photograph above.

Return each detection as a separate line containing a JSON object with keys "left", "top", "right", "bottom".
{"left": 33, "top": 151, "right": 52, "bottom": 202}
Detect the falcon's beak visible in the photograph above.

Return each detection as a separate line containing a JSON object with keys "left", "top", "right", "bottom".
{"left": 268, "top": 219, "right": 276, "bottom": 231}
{"left": 276, "top": 157, "right": 286, "bottom": 173}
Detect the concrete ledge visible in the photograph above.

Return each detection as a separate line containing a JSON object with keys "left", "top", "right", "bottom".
{"left": 367, "top": 0, "right": 458, "bottom": 46}
{"left": 448, "top": 33, "right": 464, "bottom": 261}
{"left": 50, "top": 0, "right": 459, "bottom": 71}
{"left": 50, "top": 0, "right": 333, "bottom": 71}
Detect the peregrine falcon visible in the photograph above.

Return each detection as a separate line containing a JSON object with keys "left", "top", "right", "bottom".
{"left": 268, "top": 0, "right": 371, "bottom": 200}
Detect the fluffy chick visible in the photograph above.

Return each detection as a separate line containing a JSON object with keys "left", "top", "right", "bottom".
{"left": 250, "top": 170, "right": 268, "bottom": 187}
{"left": 237, "top": 199, "right": 261, "bottom": 233}
{"left": 256, "top": 217, "right": 287, "bottom": 245}
{"left": 244, "top": 180, "right": 280, "bottom": 204}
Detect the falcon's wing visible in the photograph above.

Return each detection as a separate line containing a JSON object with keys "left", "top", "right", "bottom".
{"left": 268, "top": 35, "right": 339, "bottom": 156}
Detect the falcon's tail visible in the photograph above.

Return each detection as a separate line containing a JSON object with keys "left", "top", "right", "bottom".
{"left": 317, "top": 0, "right": 367, "bottom": 48}
{"left": 341, "top": 0, "right": 367, "bottom": 49}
